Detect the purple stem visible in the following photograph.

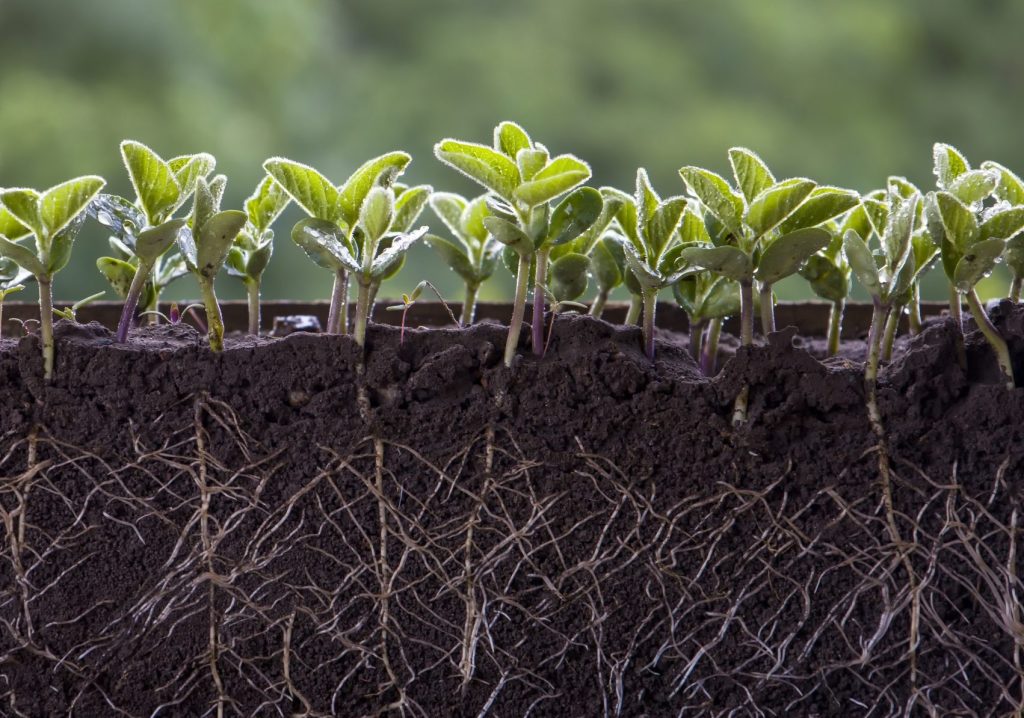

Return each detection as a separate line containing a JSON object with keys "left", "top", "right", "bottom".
{"left": 116, "top": 262, "right": 151, "bottom": 343}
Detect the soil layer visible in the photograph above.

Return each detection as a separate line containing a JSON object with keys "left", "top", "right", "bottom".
{"left": 1, "top": 304, "right": 1023, "bottom": 716}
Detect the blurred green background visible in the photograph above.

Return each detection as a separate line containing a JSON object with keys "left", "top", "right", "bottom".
{"left": 2, "top": 0, "right": 1022, "bottom": 303}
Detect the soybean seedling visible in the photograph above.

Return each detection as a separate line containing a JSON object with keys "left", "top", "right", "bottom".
{"left": 264, "top": 153, "right": 424, "bottom": 338}
{"left": 175, "top": 176, "right": 247, "bottom": 351}
{"left": 424, "top": 192, "right": 498, "bottom": 325}
{"left": 435, "top": 121, "right": 600, "bottom": 366}
{"left": 91, "top": 141, "right": 215, "bottom": 342}
{"left": 679, "top": 148, "right": 848, "bottom": 343}
{"left": 0, "top": 176, "right": 106, "bottom": 380}
{"left": 673, "top": 271, "right": 740, "bottom": 374}
{"left": 0, "top": 257, "right": 30, "bottom": 338}
{"left": 386, "top": 280, "right": 459, "bottom": 343}
{"left": 980, "top": 160, "right": 1024, "bottom": 301}
{"left": 140, "top": 301, "right": 203, "bottom": 326}
{"left": 52, "top": 292, "right": 105, "bottom": 322}
{"left": 549, "top": 188, "right": 623, "bottom": 316}
{"left": 225, "top": 176, "right": 291, "bottom": 334}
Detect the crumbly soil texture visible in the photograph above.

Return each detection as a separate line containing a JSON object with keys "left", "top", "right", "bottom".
{"left": 2, "top": 304, "right": 1024, "bottom": 717}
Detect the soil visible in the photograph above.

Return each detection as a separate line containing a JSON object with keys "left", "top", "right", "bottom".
{"left": 1, "top": 302, "right": 1023, "bottom": 717}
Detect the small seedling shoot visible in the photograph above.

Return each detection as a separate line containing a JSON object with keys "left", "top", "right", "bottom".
{"left": 225, "top": 176, "right": 291, "bottom": 334}
{"left": 424, "top": 192, "right": 498, "bottom": 325}
{"left": 265, "top": 153, "right": 426, "bottom": 340}
{"left": 0, "top": 175, "right": 106, "bottom": 379}
{"left": 434, "top": 121, "right": 600, "bottom": 366}
{"left": 52, "top": 292, "right": 105, "bottom": 322}
{"left": 175, "top": 176, "right": 247, "bottom": 351}
{"left": 386, "top": 280, "right": 458, "bottom": 342}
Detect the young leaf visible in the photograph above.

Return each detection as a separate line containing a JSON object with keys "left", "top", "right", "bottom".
{"left": 547, "top": 186, "right": 602, "bottom": 247}
{"left": 679, "top": 245, "right": 753, "bottom": 282}
{"left": 291, "top": 217, "right": 358, "bottom": 272}
{"left": 135, "top": 219, "right": 187, "bottom": 263}
{"left": 96, "top": 257, "right": 138, "bottom": 297}
{"left": 949, "top": 169, "right": 997, "bottom": 205}
{"left": 934, "top": 191, "right": 979, "bottom": 249}
{"left": 644, "top": 196, "right": 688, "bottom": 258}
{"left": 514, "top": 155, "right": 591, "bottom": 207}
{"left": 495, "top": 121, "right": 532, "bottom": 159}
{"left": 121, "top": 140, "right": 180, "bottom": 224}
{"left": 679, "top": 167, "right": 744, "bottom": 237}
{"left": 754, "top": 227, "right": 831, "bottom": 285}
{"left": 0, "top": 236, "right": 45, "bottom": 276}
{"left": 743, "top": 178, "right": 816, "bottom": 237}
{"left": 264, "top": 158, "right": 340, "bottom": 221}
{"left": 88, "top": 194, "right": 145, "bottom": 243}
{"left": 621, "top": 240, "right": 664, "bottom": 288}
{"left": 516, "top": 148, "right": 549, "bottom": 182}
{"left": 425, "top": 234, "right": 475, "bottom": 281}
{"left": 799, "top": 254, "right": 849, "bottom": 303}
{"left": 843, "top": 229, "right": 882, "bottom": 299}
{"left": 483, "top": 216, "right": 531, "bottom": 253}
{"left": 728, "top": 147, "right": 775, "bottom": 203}
{"left": 778, "top": 188, "right": 860, "bottom": 234}
{"left": 337, "top": 151, "right": 411, "bottom": 226}
{"left": 882, "top": 193, "right": 919, "bottom": 274}
{"left": 169, "top": 153, "right": 216, "bottom": 204}
{"left": 392, "top": 185, "right": 431, "bottom": 233}
{"left": 981, "top": 160, "right": 1024, "bottom": 205}
{"left": 190, "top": 211, "right": 246, "bottom": 278}
{"left": 591, "top": 234, "right": 624, "bottom": 290}
{"left": 933, "top": 142, "right": 970, "bottom": 190}
{"left": 953, "top": 237, "right": 1006, "bottom": 291}
{"left": 40, "top": 176, "right": 106, "bottom": 237}
{"left": 428, "top": 192, "right": 467, "bottom": 239}
{"left": 0, "top": 207, "right": 29, "bottom": 240}
{"left": 549, "top": 252, "right": 590, "bottom": 301}
{"left": 1, "top": 189, "right": 43, "bottom": 238}
{"left": 360, "top": 186, "right": 394, "bottom": 242}
{"left": 245, "top": 176, "right": 290, "bottom": 233}
{"left": 434, "top": 139, "right": 520, "bottom": 201}
{"left": 371, "top": 226, "right": 427, "bottom": 277}
{"left": 980, "top": 206, "right": 1024, "bottom": 241}
{"left": 46, "top": 214, "right": 86, "bottom": 275}
{"left": 702, "top": 276, "right": 742, "bottom": 319}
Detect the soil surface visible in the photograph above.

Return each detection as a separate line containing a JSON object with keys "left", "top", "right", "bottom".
{"left": 1, "top": 304, "right": 1023, "bottom": 717}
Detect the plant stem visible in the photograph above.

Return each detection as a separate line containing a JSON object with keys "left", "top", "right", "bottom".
{"left": 881, "top": 306, "right": 900, "bottom": 362}
{"left": 504, "top": 252, "right": 532, "bottom": 367}
{"left": 949, "top": 283, "right": 967, "bottom": 369}
{"left": 326, "top": 269, "right": 349, "bottom": 335}
{"left": 908, "top": 283, "right": 923, "bottom": 335}
{"left": 531, "top": 248, "right": 549, "bottom": 355}
{"left": 826, "top": 299, "right": 844, "bottom": 357}
{"left": 624, "top": 294, "right": 642, "bottom": 325}
{"left": 116, "top": 261, "right": 153, "bottom": 343}
{"left": 246, "top": 279, "right": 261, "bottom": 336}
{"left": 739, "top": 279, "right": 754, "bottom": 346}
{"left": 0, "top": 299, "right": 4, "bottom": 339}
{"left": 589, "top": 287, "right": 609, "bottom": 318}
{"left": 353, "top": 279, "right": 372, "bottom": 347}
{"left": 966, "top": 288, "right": 1016, "bottom": 389}
{"left": 689, "top": 319, "right": 705, "bottom": 361}
{"left": 199, "top": 278, "right": 224, "bottom": 352}
{"left": 701, "top": 318, "right": 722, "bottom": 376}
{"left": 1011, "top": 275, "right": 1023, "bottom": 303}
{"left": 460, "top": 282, "right": 479, "bottom": 326}
{"left": 759, "top": 282, "right": 775, "bottom": 336}
{"left": 37, "top": 275, "right": 54, "bottom": 381}
{"left": 641, "top": 287, "right": 658, "bottom": 360}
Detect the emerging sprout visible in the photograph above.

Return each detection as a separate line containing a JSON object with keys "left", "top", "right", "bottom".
{"left": 424, "top": 192, "right": 498, "bottom": 325}
{"left": 386, "top": 280, "right": 458, "bottom": 343}
{"left": 435, "top": 121, "right": 600, "bottom": 366}
{"left": 91, "top": 141, "right": 215, "bottom": 342}
{"left": 176, "top": 176, "right": 247, "bottom": 352}
{"left": 140, "top": 301, "right": 202, "bottom": 326}
{"left": 225, "top": 177, "right": 291, "bottom": 334}
{"left": 265, "top": 153, "right": 427, "bottom": 343}
{"left": 52, "top": 292, "right": 105, "bottom": 322}
{"left": 0, "top": 175, "right": 106, "bottom": 379}
{"left": 0, "top": 257, "right": 30, "bottom": 338}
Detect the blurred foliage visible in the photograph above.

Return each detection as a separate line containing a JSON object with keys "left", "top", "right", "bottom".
{"left": 1, "top": 0, "right": 1022, "bottom": 302}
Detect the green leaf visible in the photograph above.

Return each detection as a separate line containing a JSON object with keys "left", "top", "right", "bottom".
{"left": 934, "top": 191, "right": 979, "bottom": 249}
{"left": 678, "top": 245, "right": 753, "bottom": 282}
{"left": 980, "top": 206, "right": 1024, "bottom": 241}
{"left": 0, "top": 207, "right": 29, "bottom": 240}
{"left": 191, "top": 178, "right": 218, "bottom": 236}
{"left": 621, "top": 239, "right": 663, "bottom": 288}
{"left": 861, "top": 197, "right": 889, "bottom": 238}
{"left": 96, "top": 256, "right": 138, "bottom": 298}
{"left": 40, "top": 175, "right": 105, "bottom": 237}
{"left": 842, "top": 229, "right": 881, "bottom": 299}
{"left": 754, "top": 227, "right": 831, "bottom": 285}
{"left": 264, "top": 157, "right": 340, "bottom": 221}
{"left": 953, "top": 237, "right": 1006, "bottom": 291}
{"left": 194, "top": 210, "right": 246, "bottom": 278}
{"left": 744, "top": 178, "right": 816, "bottom": 237}
{"left": 1006, "top": 235, "right": 1024, "bottom": 278}
{"left": 435, "top": 139, "right": 520, "bottom": 201}
{"left": 1, "top": 189, "right": 43, "bottom": 238}
{"left": 981, "top": 161, "right": 1024, "bottom": 205}
{"left": 883, "top": 193, "right": 919, "bottom": 275}
{"left": 514, "top": 154, "right": 591, "bottom": 207}
{"left": 678, "top": 204, "right": 712, "bottom": 245}
{"left": 778, "top": 187, "right": 860, "bottom": 234}
{"left": 547, "top": 186, "right": 603, "bottom": 247}
{"left": 291, "top": 218, "right": 357, "bottom": 273}
{"left": 494, "top": 121, "right": 532, "bottom": 159}
{"left": 608, "top": 188, "right": 639, "bottom": 245}
{"left": 591, "top": 234, "right": 625, "bottom": 290}
{"left": 169, "top": 153, "right": 216, "bottom": 208}
{"left": 371, "top": 226, "right": 427, "bottom": 278}
{"left": 679, "top": 167, "right": 744, "bottom": 237}
{"left": 47, "top": 214, "right": 86, "bottom": 275}
{"left": 245, "top": 176, "right": 290, "bottom": 233}
{"left": 701, "top": 276, "right": 742, "bottom": 320}
{"left": 940, "top": 234, "right": 962, "bottom": 283}
{"left": 0, "top": 236, "right": 44, "bottom": 276}
{"left": 516, "top": 148, "right": 549, "bottom": 182}
{"left": 933, "top": 142, "right": 970, "bottom": 190}
{"left": 644, "top": 196, "right": 687, "bottom": 258}
{"left": 549, "top": 252, "right": 590, "bottom": 302}
{"left": 887, "top": 176, "right": 919, "bottom": 200}
{"left": 246, "top": 243, "right": 273, "bottom": 279}
{"left": 87, "top": 194, "right": 145, "bottom": 243}
{"left": 136, "top": 219, "right": 187, "bottom": 263}
{"left": 360, "top": 186, "right": 394, "bottom": 242}
{"left": 799, "top": 254, "right": 849, "bottom": 303}
{"left": 337, "top": 151, "right": 411, "bottom": 226}
{"left": 483, "top": 216, "right": 531, "bottom": 254}
{"left": 426, "top": 233, "right": 476, "bottom": 282}
{"left": 839, "top": 203, "right": 872, "bottom": 248}
{"left": 121, "top": 140, "right": 181, "bottom": 224}
{"left": 392, "top": 185, "right": 431, "bottom": 233}
{"left": 728, "top": 147, "right": 775, "bottom": 203}
{"left": 429, "top": 191, "right": 467, "bottom": 241}
{"left": 949, "top": 169, "right": 997, "bottom": 205}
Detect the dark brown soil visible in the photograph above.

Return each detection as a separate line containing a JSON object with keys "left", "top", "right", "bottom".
{"left": 1, "top": 303, "right": 1023, "bottom": 717}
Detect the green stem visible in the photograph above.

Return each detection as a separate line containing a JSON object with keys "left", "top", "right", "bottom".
{"left": 881, "top": 306, "right": 900, "bottom": 362}
{"left": 116, "top": 260, "right": 153, "bottom": 343}
{"left": 701, "top": 318, "right": 722, "bottom": 376}
{"left": 353, "top": 278, "right": 372, "bottom": 347}
{"left": 326, "top": 269, "right": 349, "bottom": 335}
{"left": 0, "top": 298, "right": 4, "bottom": 339}
{"left": 504, "top": 252, "right": 532, "bottom": 367}
{"left": 642, "top": 287, "right": 658, "bottom": 360}
{"left": 589, "top": 287, "right": 609, "bottom": 319}
{"left": 38, "top": 275, "right": 54, "bottom": 381}
{"left": 865, "top": 301, "right": 888, "bottom": 417}
{"left": 460, "top": 282, "right": 479, "bottom": 326}
{"left": 531, "top": 248, "right": 549, "bottom": 356}
{"left": 624, "top": 294, "right": 642, "bottom": 326}
{"left": 949, "top": 283, "right": 967, "bottom": 370}
{"left": 689, "top": 318, "right": 705, "bottom": 361}
{"left": 908, "top": 283, "right": 923, "bottom": 335}
{"left": 966, "top": 288, "right": 1016, "bottom": 390}
{"left": 199, "top": 278, "right": 224, "bottom": 352}
{"left": 1011, "top": 276, "right": 1022, "bottom": 304}
{"left": 827, "top": 299, "right": 844, "bottom": 357}
{"left": 759, "top": 282, "right": 775, "bottom": 336}
{"left": 739, "top": 279, "right": 754, "bottom": 346}
{"left": 246, "top": 279, "right": 261, "bottom": 336}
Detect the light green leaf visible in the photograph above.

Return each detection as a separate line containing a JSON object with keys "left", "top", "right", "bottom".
{"left": 953, "top": 237, "right": 1006, "bottom": 291}
{"left": 728, "top": 147, "right": 775, "bottom": 203}
{"left": 754, "top": 227, "right": 831, "bottom": 285}
{"left": 96, "top": 257, "right": 138, "bottom": 298}
{"left": 979, "top": 206, "right": 1024, "bottom": 242}
{"left": 514, "top": 154, "right": 591, "bottom": 207}
{"left": 778, "top": 187, "right": 860, "bottom": 234}
{"left": 244, "top": 176, "right": 290, "bottom": 233}
{"left": 371, "top": 226, "right": 427, "bottom": 278}
{"left": 483, "top": 216, "right": 531, "bottom": 254}
{"left": 861, "top": 197, "right": 889, "bottom": 238}
{"left": 799, "top": 254, "right": 849, "bottom": 303}
{"left": 337, "top": 151, "right": 410, "bottom": 226}
{"left": 169, "top": 153, "right": 216, "bottom": 208}
{"left": 47, "top": 214, "right": 85, "bottom": 274}
{"left": 934, "top": 191, "right": 979, "bottom": 250}
{"left": 981, "top": 160, "right": 1024, "bottom": 205}
{"left": 678, "top": 204, "right": 712, "bottom": 245}
{"left": 949, "top": 169, "right": 997, "bottom": 205}
{"left": 429, "top": 192, "right": 467, "bottom": 240}
{"left": 426, "top": 233, "right": 476, "bottom": 282}
{"left": 494, "top": 121, "right": 532, "bottom": 159}
{"left": 136, "top": 219, "right": 187, "bottom": 263}
{"left": 744, "top": 178, "right": 816, "bottom": 237}
{"left": 0, "top": 236, "right": 44, "bottom": 275}
{"left": 933, "top": 142, "right": 970, "bottom": 190}
{"left": 246, "top": 243, "right": 273, "bottom": 279}
{"left": 607, "top": 188, "right": 639, "bottom": 244}
{"left": 591, "top": 234, "right": 625, "bottom": 290}
{"left": 887, "top": 176, "right": 919, "bottom": 200}
{"left": 291, "top": 217, "right": 357, "bottom": 272}
{"left": 842, "top": 229, "right": 881, "bottom": 299}
{"left": 392, "top": 185, "right": 431, "bottom": 233}
{"left": 435, "top": 139, "right": 520, "bottom": 201}
{"left": 701, "top": 276, "right": 742, "bottom": 320}
{"left": 264, "top": 157, "right": 340, "bottom": 221}
{"left": 121, "top": 140, "right": 180, "bottom": 224}
{"left": 40, "top": 175, "right": 105, "bottom": 237}
{"left": 195, "top": 210, "right": 246, "bottom": 278}
{"left": 1006, "top": 235, "right": 1024, "bottom": 278}
{"left": 883, "top": 193, "right": 919, "bottom": 275}
{"left": 549, "top": 252, "right": 590, "bottom": 302}
{"left": 678, "top": 245, "right": 753, "bottom": 282}
{"left": 1, "top": 189, "right": 43, "bottom": 238}
{"left": 547, "top": 186, "right": 603, "bottom": 247}
{"left": 644, "top": 196, "right": 687, "bottom": 258}
{"left": 0, "top": 208, "right": 29, "bottom": 240}
{"left": 516, "top": 148, "right": 549, "bottom": 182}
{"left": 621, "top": 239, "right": 662, "bottom": 288}
{"left": 360, "top": 186, "right": 394, "bottom": 242}
{"left": 679, "top": 167, "right": 745, "bottom": 237}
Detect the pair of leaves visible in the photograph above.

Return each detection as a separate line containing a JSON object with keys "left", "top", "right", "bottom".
{"left": 843, "top": 193, "right": 920, "bottom": 302}
{"left": 293, "top": 217, "right": 428, "bottom": 280}
{"left": 674, "top": 273, "right": 741, "bottom": 322}
{"left": 176, "top": 178, "right": 247, "bottom": 280}
{"left": 931, "top": 190, "right": 1024, "bottom": 290}
{"left": 425, "top": 192, "right": 498, "bottom": 286}
{"left": 121, "top": 140, "right": 215, "bottom": 225}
